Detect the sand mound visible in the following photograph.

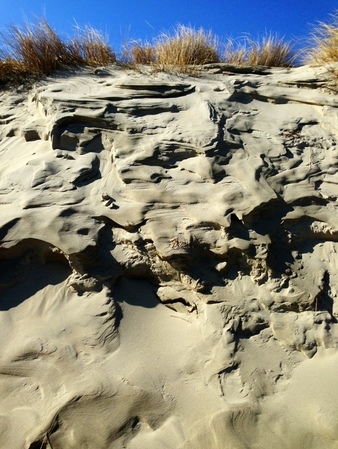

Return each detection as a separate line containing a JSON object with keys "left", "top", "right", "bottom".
{"left": 1, "top": 63, "right": 338, "bottom": 448}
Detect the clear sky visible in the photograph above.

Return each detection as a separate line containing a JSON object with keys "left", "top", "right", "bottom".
{"left": 1, "top": 0, "right": 338, "bottom": 55}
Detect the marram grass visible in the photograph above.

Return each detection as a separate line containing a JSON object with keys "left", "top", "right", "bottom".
{"left": 1, "top": 15, "right": 338, "bottom": 85}
{"left": 223, "top": 34, "right": 295, "bottom": 67}
{"left": 306, "top": 12, "right": 338, "bottom": 65}
{"left": 0, "top": 18, "right": 116, "bottom": 84}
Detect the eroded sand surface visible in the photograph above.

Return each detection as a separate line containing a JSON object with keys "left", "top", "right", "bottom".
{"left": 1, "top": 63, "right": 338, "bottom": 448}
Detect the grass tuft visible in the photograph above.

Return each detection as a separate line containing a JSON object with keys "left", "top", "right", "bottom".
{"left": 306, "top": 13, "right": 338, "bottom": 65}
{"left": 0, "top": 18, "right": 115, "bottom": 85}
{"left": 122, "top": 41, "right": 157, "bottom": 65}
{"left": 223, "top": 34, "right": 295, "bottom": 67}
{"left": 131, "top": 43, "right": 157, "bottom": 65}
{"left": 2, "top": 16, "right": 332, "bottom": 85}
{"left": 0, "top": 56, "right": 28, "bottom": 84}
{"left": 155, "top": 25, "right": 220, "bottom": 70}
{"left": 1, "top": 19, "right": 76, "bottom": 76}
{"left": 71, "top": 25, "right": 116, "bottom": 66}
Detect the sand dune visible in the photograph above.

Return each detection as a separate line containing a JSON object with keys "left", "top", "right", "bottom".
{"left": 1, "top": 62, "right": 338, "bottom": 448}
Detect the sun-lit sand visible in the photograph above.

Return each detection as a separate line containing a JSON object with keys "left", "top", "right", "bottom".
{"left": 1, "top": 62, "right": 338, "bottom": 448}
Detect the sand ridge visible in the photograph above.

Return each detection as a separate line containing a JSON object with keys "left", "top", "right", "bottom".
{"left": 0, "top": 63, "right": 338, "bottom": 448}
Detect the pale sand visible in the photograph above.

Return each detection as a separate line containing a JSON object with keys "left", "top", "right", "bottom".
{"left": 0, "top": 62, "right": 338, "bottom": 448}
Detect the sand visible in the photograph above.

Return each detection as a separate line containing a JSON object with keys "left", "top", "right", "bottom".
{"left": 1, "top": 62, "right": 338, "bottom": 448}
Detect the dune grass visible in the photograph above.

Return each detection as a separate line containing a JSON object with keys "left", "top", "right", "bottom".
{"left": 223, "top": 34, "right": 295, "bottom": 67}
{"left": 0, "top": 55, "right": 28, "bottom": 83}
{"left": 71, "top": 25, "right": 116, "bottom": 66}
{"left": 154, "top": 25, "right": 220, "bottom": 69}
{"left": 306, "top": 13, "right": 338, "bottom": 65}
{"left": 0, "top": 18, "right": 115, "bottom": 84}
{"left": 126, "top": 28, "right": 294, "bottom": 72}
{"left": 124, "top": 41, "right": 157, "bottom": 65}
{"left": 0, "top": 19, "right": 73, "bottom": 79}
{"left": 303, "top": 12, "right": 338, "bottom": 88}
{"left": 2, "top": 15, "right": 338, "bottom": 85}
{"left": 124, "top": 26, "right": 220, "bottom": 72}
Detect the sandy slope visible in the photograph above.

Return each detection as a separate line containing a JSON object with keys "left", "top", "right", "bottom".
{"left": 1, "top": 62, "right": 338, "bottom": 448}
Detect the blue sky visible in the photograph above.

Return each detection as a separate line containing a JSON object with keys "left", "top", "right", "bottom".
{"left": 1, "top": 0, "right": 338, "bottom": 55}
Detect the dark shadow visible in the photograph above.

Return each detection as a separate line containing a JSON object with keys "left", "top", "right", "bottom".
{"left": 0, "top": 258, "right": 71, "bottom": 310}
{"left": 59, "top": 207, "right": 76, "bottom": 217}
{"left": 28, "top": 441, "right": 48, "bottom": 449}
{"left": 265, "top": 228, "right": 295, "bottom": 277}
{"left": 316, "top": 271, "right": 336, "bottom": 320}
{"left": 114, "top": 300, "right": 123, "bottom": 328}
{"left": 228, "top": 213, "right": 250, "bottom": 240}
{"left": 28, "top": 415, "right": 60, "bottom": 449}
{"left": 0, "top": 217, "right": 21, "bottom": 241}
{"left": 51, "top": 116, "right": 117, "bottom": 152}
{"left": 114, "top": 81, "right": 195, "bottom": 98}
{"left": 228, "top": 88, "right": 288, "bottom": 105}
{"left": 244, "top": 199, "right": 295, "bottom": 277}
{"left": 244, "top": 198, "right": 292, "bottom": 235}
{"left": 227, "top": 90, "right": 254, "bottom": 105}
{"left": 73, "top": 155, "right": 101, "bottom": 187}
{"left": 120, "top": 104, "right": 179, "bottom": 117}
{"left": 113, "top": 277, "right": 159, "bottom": 309}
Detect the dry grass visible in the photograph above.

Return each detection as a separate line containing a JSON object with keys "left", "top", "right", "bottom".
{"left": 131, "top": 44, "right": 157, "bottom": 65}
{"left": 306, "top": 13, "right": 338, "bottom": 64}
{"left": 303, "top": 12, "right": 338, "bottom": 89}
{"left": 121, "top": 25, "right": 221, "bottom": 72}
{"left": 155, "top": 25, "right": 220, "bottom": 70}
{"left": 0, "top": 19, "right": 305, "bottom": 85}
{"left": 122, "top": 41, "right": 157, "bottom": 65}
{"left": 0, "top": 54, "right": 28, "bottom": 84}
{"left": 1, "top": 19, "right": 75, "bottom": 77}
{"left": 71, "top": 25, "right": 116, "bottom": 66}
{"left": 223, "top": 34, "right": 295, "bottom": 67}
{"left": 124, "top": 27, "right": 294, "bottom": 71}
{"left": 0, "top": 18, "right": 115, "bottom": 85}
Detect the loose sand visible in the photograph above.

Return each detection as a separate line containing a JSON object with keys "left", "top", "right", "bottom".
{"left": 1, "top": 62, "right": 338, "bottom": 448}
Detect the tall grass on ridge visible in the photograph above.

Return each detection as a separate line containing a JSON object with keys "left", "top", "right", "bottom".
{"left": 0, "top": 18, "right": 115, "bottom": 84}
{"left": 1, "top": 19, "right": 75, "bottom": 77}
{"left": 123, "top": 26, "right": 220, "bottom": 69}
{"left": 155, "top": 25, "right": 220, "bottom": 70}
{"left": 71, "top": 25, "right": 116, "bottom": 66}
{"left": 126, "top": 27, "right": 294, "bottom": 70}
{"left": 223, "top": 34, "right": 295, "bottom": 67}
{"left": 306, "top": 13, "right": 338, "bottom": 65}
{"left": 122, "top": 41, "right": 157, "bottom": 65}
{"left": 0, "top": 19, "right": 305, "bottom": 85}
{"left": 0, "top": 53, "right": 28, "bottom": 83}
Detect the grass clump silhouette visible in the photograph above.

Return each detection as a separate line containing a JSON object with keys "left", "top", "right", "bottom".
{"left": 307, "top": 12, "right": 338, "bottom": 65}
{"left": 71, "top": 25, "right": 116, "bottom": 67}
{"left": 154, "top": 25, "right": 220, "bottom": 69}
{"left": 303, "top": 11, "right": 338, "bottom": 89}
{"left": 125, "top": 41, "right": 157, "bottom": 65}
{"left": 5, "top": 16, "right": 338, "bottom": 85}
{"left": 0, "top": 18, "right": 115, "bottom": 84}
{"left": 125, "top": 26, "right": 294, "bottom": 72}
{"left": 124, "top": 25, "right": 220, "bottom": 72}
{"left": 223, "top": 34, "right": 295, "bottom": 67}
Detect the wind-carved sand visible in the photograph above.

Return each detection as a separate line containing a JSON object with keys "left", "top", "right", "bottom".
{"left": 1, "top": 62, "right": 338, "bottom": 448}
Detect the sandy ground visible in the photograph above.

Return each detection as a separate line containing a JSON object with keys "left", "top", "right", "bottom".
{"left": 1, "top": 62, "right": 338, "bottom": 448}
